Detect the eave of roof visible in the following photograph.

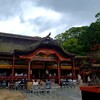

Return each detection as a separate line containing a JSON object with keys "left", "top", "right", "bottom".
{"left": 15, "top": 37, "right": 75, "bottom": 58}
{"left": 74, "top": 56, "right": 91, "bottom": 59}
{"left": 0, "top": 32, "right": 41, "bottom": 41}
{"left": 0, "top": 32, "right": 75, "bottom": 58}
{"left": 92, "top": 64, "right": 100, "bottom": 67}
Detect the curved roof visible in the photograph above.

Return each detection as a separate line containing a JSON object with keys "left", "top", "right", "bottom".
{"left": 0, "top": 32, "right": 75, "bottom": 59}
{"left": 15, "top": 36, "right": 75, "bottom": 58}
{"left": 0, "top": 32, "right": 41, "bottom": 54}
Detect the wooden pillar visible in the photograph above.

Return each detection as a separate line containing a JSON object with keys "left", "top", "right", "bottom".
{"left": 45, "top": 62, "right": 48, "bottom": 79}
{"left": 57, "top": 60, "right": 61, "bottom": 85}
{"left": 72, "top": 59, "right": 76, "bottom": 80}
{"left": 12, "top": 53, "right": 15, "bottom": 83}
{"left": 78, "top": 65, "right": 81, "bottom": 75}
{"left": 28, "top": 60, "right": 31, "bottom": 81}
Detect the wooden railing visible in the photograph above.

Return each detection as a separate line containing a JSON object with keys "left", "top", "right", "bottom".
{"left": 48, "top": 76, "right": 72, "bottom": 79}
{"left": 0, "top": 75, "right": 72, "bottom": 81}
{"left": 0, "top": 76, "right": 27, "bottom": 81}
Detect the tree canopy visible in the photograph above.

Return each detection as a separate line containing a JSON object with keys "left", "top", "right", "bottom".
{"left": 54, "top": 13, "right": 100, "bottom": 56}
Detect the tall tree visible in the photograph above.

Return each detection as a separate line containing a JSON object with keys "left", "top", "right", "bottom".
{"left": 55, "top": 12, "right": 100, "bottom": 56}
{"left": 55, "top": 26, "right": 89, "bottom": 55}
{"left": 95, "top": 12, "right": 100, "bottom": 22}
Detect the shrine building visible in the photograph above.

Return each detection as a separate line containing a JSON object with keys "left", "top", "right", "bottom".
{"left": 0, "top": 32, "right": 82, "bottom": 84}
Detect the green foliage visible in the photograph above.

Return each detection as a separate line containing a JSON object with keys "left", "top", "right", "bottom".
{"left": 55, "top": 26, "right": 90, "bottom": 55}
{"left": 79, "top": 22, "right": 100, "bottom": 53}
{"left": 54, "top": 12, "right": 100, "bottom": 56}
{"left": 62, "top": 38, "right": 81, "bottom": 54}
{"left": 54, "top": 33, "right": 63, "bottom": 45}
{"left": 95, "top": 12, "right": 100, "bottom": 22}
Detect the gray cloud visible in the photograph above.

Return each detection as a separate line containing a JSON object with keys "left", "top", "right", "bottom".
{"left": 0, "top": 0, "right": 100, "bottom": 22}
{"left": 36, "top": 0, "right": 100, "bottom": 13}
{"left": 27, "top": 16, "right": 63, "bottom": 33}
{"left": 36, "top": 0, "right": 100, "bottom": 22}
{"left": 0, "top": 0, "right": 100, "bottom": 37}
{"left": 30, "top": 0, "right": 100, "bottom": 35}
{"left": 0, "top": 0, "right": 22, "bottom": 19}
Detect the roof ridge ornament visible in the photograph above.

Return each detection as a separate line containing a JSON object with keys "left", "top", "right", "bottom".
{"left": 46, "top": 32, "right": 51, "bottom": 38}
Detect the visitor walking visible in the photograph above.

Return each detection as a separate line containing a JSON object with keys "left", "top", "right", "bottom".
{"left": 87, "top": 76, "right": 91, "bottom": 85}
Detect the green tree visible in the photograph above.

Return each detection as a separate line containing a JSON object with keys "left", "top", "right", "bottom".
{"left": 54, "top": 33, "right": 63, "bottom": 45}
{"left": 55, "top": 26, "right": 89, "bottom": 55}
{"left": 95, "top": 12, "right": 100, "bottom": 22}
{"left": 55, "top": 12, "right": 100, "bottom": 56}
{"left": 79, "top": 22, "right": 100, "bottom": 53}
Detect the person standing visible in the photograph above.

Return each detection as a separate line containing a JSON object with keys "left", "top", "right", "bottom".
{"left": 77, "top": 74, "right": 82, "bottom": 85}
{"left": 87, "top": 76, "right": 91, "bottom": 85}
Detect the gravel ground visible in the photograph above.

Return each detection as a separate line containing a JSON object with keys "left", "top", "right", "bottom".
{"left": 0, "top": 85, "right": 82, "bottom": 100}
{"left": 0, "top": 89, "right": 27, "bottom": 100}
{"left": 23, "top": 86, "right": 82, "bottom": 100}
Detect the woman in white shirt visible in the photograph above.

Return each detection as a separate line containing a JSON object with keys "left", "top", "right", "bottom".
{"left": 33, "top": 79, "right": 38, "bottom": 86}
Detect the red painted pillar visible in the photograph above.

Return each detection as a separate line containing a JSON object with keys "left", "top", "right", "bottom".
{"left": 78, "top": 65, "right": 81, "bottom": 75}
{"left": 72, "top": 59, "right": 76, "bottom": 80}
{"left": 57, "top": 60, "right": 61, "bottom": 85}
{"left": 28, "top": 60, "right": 31, "bottom": 81}
{"left": 12, "top": 53, "right": 15, "bottom": 82}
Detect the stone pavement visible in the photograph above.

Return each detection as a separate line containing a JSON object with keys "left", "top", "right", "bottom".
{"left": 23, "top": 86, "right": 82, "bottom": 100}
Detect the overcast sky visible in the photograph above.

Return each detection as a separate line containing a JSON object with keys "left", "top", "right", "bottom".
{"left": 0, "top": 0, "right": 100, "bottom": 38}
